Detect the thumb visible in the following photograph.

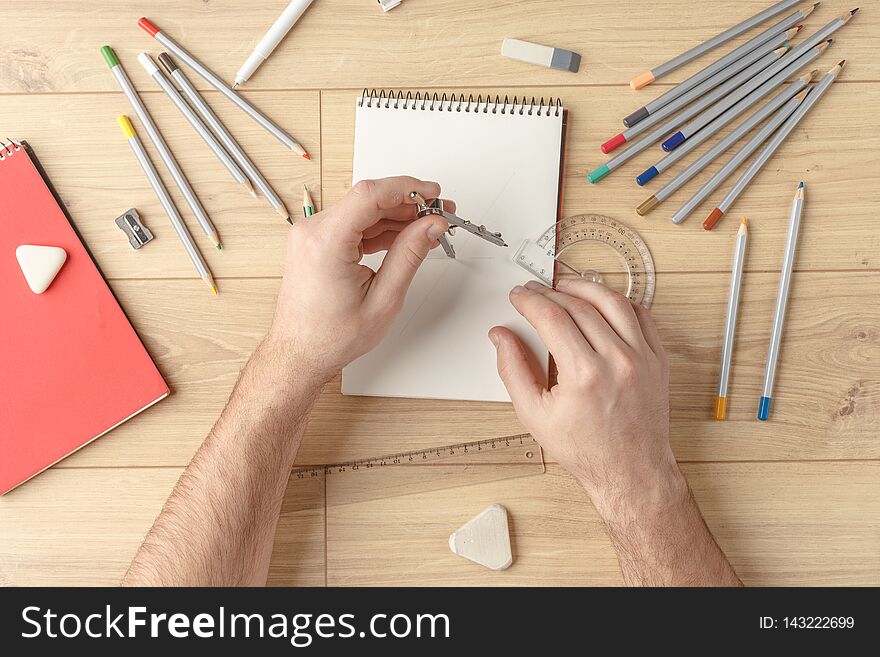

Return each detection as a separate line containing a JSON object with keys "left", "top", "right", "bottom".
{"left": 489, "top": 326, "right": 545, "bottom": 416}
{"left": 370, "top": 214, "right": 448, "bottom": 308}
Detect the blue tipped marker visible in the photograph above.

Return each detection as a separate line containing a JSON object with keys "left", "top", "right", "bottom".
{"left": 662, "top": 131, "right": 686, "bottom": 152}
{"left": 758, "top": 182, "right": 806, "bottom": 423}
{"left": 636, "top": 166, "right": 659, "bottom": 186}
{"left": 757, "top": 396, "right": 772, "bottom": 421}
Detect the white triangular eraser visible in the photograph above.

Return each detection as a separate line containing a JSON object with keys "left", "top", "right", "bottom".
{"left": 16, "top": 245, "right": 67, "bottom": 294}
{"left": 449, "top": 503, "right": 513, "bottom": 571}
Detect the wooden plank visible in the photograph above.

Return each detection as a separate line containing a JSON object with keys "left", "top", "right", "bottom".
{"left": 2, "top": 1, "right": 876, "bottom": 92}
{"left": 321, "top": 83, "right": 880, "bottom": 273}
{"left": 0, "top": 91, "right": 319, "bottom": 279}
{"left": 0, "top": 467, "right": 181, "bottom": 586}
{"left": 3, "top": 461, "right": 876, "bottom": 586}
{"left": 39, "top": 271, "right": 879, "bottom": 470}
{"left": 325, "top": 462, "right": 880, "bottom": 586}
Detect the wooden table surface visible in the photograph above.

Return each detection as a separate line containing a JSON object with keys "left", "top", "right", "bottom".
{"left": 2, "top": 0, "right": 878, "bottom": 586}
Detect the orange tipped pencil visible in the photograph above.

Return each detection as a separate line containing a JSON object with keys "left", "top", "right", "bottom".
{"left": 715, "top": 218, "right": 749, "bottom": 420}
{"left": 629, "top": 0, "right": 803, "bottom": 89}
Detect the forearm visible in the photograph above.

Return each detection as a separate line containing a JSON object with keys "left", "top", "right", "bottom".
{"left": 591, "top": 467, "right": 742, "bottom": 587}
{"left": 123, "top": 338, "right": 325, "bottom": 586}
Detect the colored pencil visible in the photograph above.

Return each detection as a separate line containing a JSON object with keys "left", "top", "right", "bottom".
{"left": 138, "top": 17, "right": 309, "bottom": 159}
{"left": 704, "top": 60, "right": 843, "bottom": 230}
{"left": 101, "top": 46, "right": 221, "bottom": 249}
{"left": 629, "top": 0, "right": 802, "bottom": 89}
{"left": 661, "top": 39, "right": 831, "bottom": 153}
{"left": 636, "top": 66, "right": 817, "bottom": 188}
{"left": 670, "top": 90, "right": 806, "bottom": 225}
{"left": 715, "top": 218, "right": 749, "bottom": 421}
{"left": 637, "top": 86, "right": 806, "bottom": 217}
{"left": 604, "top": 32, "right": 793, "bottom": 154}
{"left": 138, "top": 53, "right": 253, "bottom": 195}
{"left": 118, "top": 115, "right": 217, "bottom": 295}
{"left": 158, "top": 53, "right": 291, "bottom": 222}
{"left": 758, "top": 183, "right": 805, "bottom": 421}
{"left": 303, "top": 184, "right": 315, "bottom": 217}
{"left": 588, "top": 48, "right": 785, "bottom": 183}
{"left": 623, "top": 5, "right": 813, "bottom": 128}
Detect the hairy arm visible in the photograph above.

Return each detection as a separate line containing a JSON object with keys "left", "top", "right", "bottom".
{"left": 123, "top": 177, "right": 450, "bottom": 586}
{"left": 123, "top": 341, "right": 322, "bottom": 586}
{"left": 491, "top": 279, "right": 741, "bottom": 586}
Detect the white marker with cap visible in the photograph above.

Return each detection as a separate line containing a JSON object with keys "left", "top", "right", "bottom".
{"left": 234, "top": 0, "right": 316, "bottom": 87}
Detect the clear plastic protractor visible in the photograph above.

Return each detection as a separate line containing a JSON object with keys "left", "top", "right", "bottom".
{"left": 514, "top": 214, "right": 656, "bottom": 308}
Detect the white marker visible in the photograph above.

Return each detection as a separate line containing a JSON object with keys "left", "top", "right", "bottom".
{"left": 234, "top": 0, "right": 317, "bottom": 87}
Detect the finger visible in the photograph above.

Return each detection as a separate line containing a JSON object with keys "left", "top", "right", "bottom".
{"left": 508, "top": 285, "right": 595, "bottom": 374}
{"left": 334, "top": 177, "right": 441, "bottom": 233}
{"left": 488, "top": 326, "right": 546, "bottom": 414}
{"left": 368, "top": 213, "right": 448, "bottom": 309}
{"left": 522, "top": 281, "right": 626, "bottom": 355}
{"left": 361, "top": 230, "right": 403, "bottom": 254}
{"left": 633, "top": 303, "right": 666, "bottom": 359}
{"left": 362, "top": 219, "right": 409, "bottom": 240}
{"left": 554, "top": 278, "right": 649, "bottom": 351}
{"left": 379, "top": 198, "right": 456, "bottom": 222}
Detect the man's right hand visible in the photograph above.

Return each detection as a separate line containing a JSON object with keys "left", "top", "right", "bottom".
{"left": 488, "top": 278, "right": 685, "bottom": 521}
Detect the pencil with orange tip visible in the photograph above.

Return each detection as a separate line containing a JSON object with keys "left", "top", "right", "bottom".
{"left": 629, "top": 0, "right": 803, "bottom": 90}
{"left": 704, "top": 59, "right": 845, "bottom": 230}
{"left": 715, "top": 218, "right": 748, "bottom": 421}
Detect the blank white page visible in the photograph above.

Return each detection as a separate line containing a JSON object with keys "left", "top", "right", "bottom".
{"left": 343, "top": 94, "right": 564, "bottom": 402}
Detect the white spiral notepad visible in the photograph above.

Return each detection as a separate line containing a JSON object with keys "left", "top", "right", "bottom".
{"left": 343, "top": 91, "right": 567, "bottom": 402}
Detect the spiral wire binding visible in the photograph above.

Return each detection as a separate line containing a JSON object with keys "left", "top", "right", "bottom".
{"left": 0, "top": 137, "right": 21, "bottom": 161}
{"left": 358, "top": 89, "right": 562, "bottom": 117}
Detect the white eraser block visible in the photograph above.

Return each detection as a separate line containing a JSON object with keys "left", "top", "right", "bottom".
{"left": 501, "top": 38, "right": 581, "bottom": 73}
{"left": 16, "top": 245, "right": 67, "bottom": 294}
{"left": 449, "top": 503, "right": 513, "bottom": 571}
{"left": 137, "top": 52, "right": 160, "bottom": 76}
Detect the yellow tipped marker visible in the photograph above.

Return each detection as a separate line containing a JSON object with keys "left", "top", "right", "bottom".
{"left": 714, "top": 217, "right": 748, "bottom": 420}
{"left": 118, "top": 114, "right": 218, "bottom": 296}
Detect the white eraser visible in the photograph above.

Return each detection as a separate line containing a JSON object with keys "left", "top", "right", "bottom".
{"left": 137, "top": 52, "right": 160, "bottom": 76}
{"left": 16, "top": 245, "right": 67, "bottom": 294}
{"left": 501, "top": 38, "right": 581, "bottom": 73}
{"left": 449, "top": 503, "right": 513, "bottom": 571}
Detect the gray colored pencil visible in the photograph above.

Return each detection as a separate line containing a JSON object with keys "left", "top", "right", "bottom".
{"left": 707, "top": 60, "right": 844, "bottom": 228}
{"left": 589, "top": 47, "right": 785, "bottom": 183}
{"left": 636, "top": 65, "right": 819, "bottom": 185}
{"left": 662, "top": 40, "right": 830, "bottom": 152}
{"left": 623, "top": 5, "right": 814, "bottom": 127}
{"left": 636, "top": 85, "right": 807, "bottom": 216}
{"left": 138, "top": 53, "right": 252, "bottom": 195}
{"left": 670, "top": 90, "right": 807, "bottom": 225}
{"left": 629, "top": 0, "right": 803, "bottom": 89}
{"left": 606, "top": 31, "right": 792, "bottom": 154}
{"left": 714, "top": 217, "right": 749, "bottom": 421}
{"left": 118, "top": 115, "right": 217, "bottom": 295}
{"left": 758, "top": 182, "right": 806, "bottom": 421}
{"left": 141, "top": 17, "right": 309, "bottom": 158}
{"left": 102, "top": 46, "right": 221, "bottom": 248}
{"left": 158, "top": 53, "right": 291, "bottom": 223}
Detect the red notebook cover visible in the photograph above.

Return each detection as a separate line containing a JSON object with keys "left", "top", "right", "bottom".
{"left": 0, "top": 142, "right": 168, "bottom": 494}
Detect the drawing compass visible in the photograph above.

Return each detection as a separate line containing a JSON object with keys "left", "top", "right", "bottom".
{"left": 410, "top": 192, "right": 507, "bottom": 258}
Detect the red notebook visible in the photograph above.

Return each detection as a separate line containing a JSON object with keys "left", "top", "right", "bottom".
{"left": 0, "top": 141, "right": 168, "bottom": 494}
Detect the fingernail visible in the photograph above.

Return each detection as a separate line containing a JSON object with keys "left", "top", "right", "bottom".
{"left": 510, "top": 285, "right": 526, "bottom": 295}
{"left": 524, "top": 280, "right": 546, "bottom": 290}
{"left": 555, "top": 278, "right": 570, "bottom": 289}
{"left": 488, "top": 331, "right": 499, "bottom": 347}
{"left": 427, "top": 220, "right": 447, "bottom": 240}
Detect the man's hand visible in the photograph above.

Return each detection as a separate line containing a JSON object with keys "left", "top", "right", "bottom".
{"left": 489, "top": 278, "right": 741, "bottom": 586}
{"left": 270, "top": 177, "right": 450, "bottom": 382}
